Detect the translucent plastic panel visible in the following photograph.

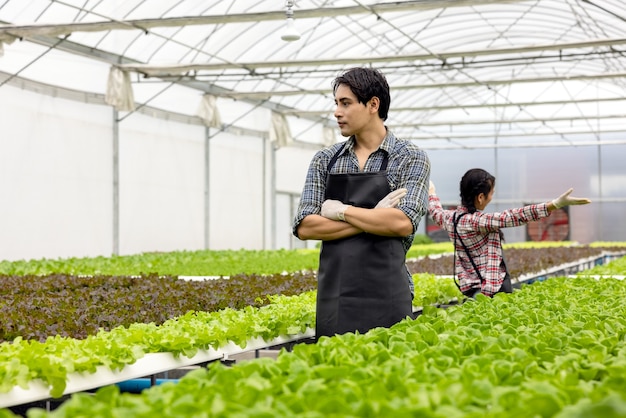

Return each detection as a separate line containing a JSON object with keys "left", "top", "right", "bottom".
{"left": 427, "top": 144, "right": 625, "bottom": 243}
{"left": 0, "top": 42, "right": 111, "bottom": 94}
{"left": 1, "top": 0, "right": 625, "bottom": 151}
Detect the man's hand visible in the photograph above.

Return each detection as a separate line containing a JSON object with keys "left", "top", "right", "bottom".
{"left": 429, "top": 181, "right": 436, "bottom": 195}
{"left": 321, "top": 199, "right": 350, "bottom": 221}
{"left": 375, "top": 188, "right": 408, "bottom": 209}
{"left": 321, "top": 188, "right": 408, "bottom": 222}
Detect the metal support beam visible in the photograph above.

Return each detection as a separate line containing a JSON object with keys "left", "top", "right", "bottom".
{"left": 414, "top": 138, "right": 626, "bottom": 150}
{"left": 406, "top": 127, "right": 626, "bottom": 141}
{"left": 198, "top": 72, "right": 626, "bottom": 102}
{"left": 392, "top": 113, "right": 626, "bottom": 128}
{"left": 0, "top": 1, "right": 522, "bottom": 38}
{"left": 117, "top": 38, "right": 626, "bottom": 75}
{"left": 204, "top": 127, "right": 211, "bottom": 250}
{"left": 283, "top": 96, "right": 626, "bottom": 116}
{"left": 0, "top": 33, "right": 318, "bottom": 116}
{"left": 112, "top": 109, "right": 119, "bottom": 256}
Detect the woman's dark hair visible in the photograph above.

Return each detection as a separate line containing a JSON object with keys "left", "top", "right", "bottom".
{"left": 332, "top": 67, "right": 390, "bottom": 121}
{"left": 460, "top": 168, "right": 495, "bottom": 213}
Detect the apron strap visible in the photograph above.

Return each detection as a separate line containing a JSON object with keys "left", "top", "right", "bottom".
{"left": 327, "top": 142, "right": 389, "bottom": 172}
{"left": 327, "top": 143, "right": 347, "bottom": 171}
{"left": 453, "top": 212, "right": 485, "bottom": 290}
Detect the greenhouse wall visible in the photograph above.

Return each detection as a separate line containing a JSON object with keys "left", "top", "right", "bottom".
{"left": 428, "top": 144, "right": 626, "bottom": 243}
{"left": 118, "top": 114, "right": 206, "bottom": 255}
{"left": 0, "top": 85, "right": 278, "bottom": 260}
{"left": 1, "top": 82, "right": 624, "bottom": 261}
{"left": 207, "top": 130, "right": 267, "bottom": 251}
{"left": 276, "top": 146, "right": 318, "bottom": 249}
{"left": 0, "top": 85, "right": 114, "bottom": 261}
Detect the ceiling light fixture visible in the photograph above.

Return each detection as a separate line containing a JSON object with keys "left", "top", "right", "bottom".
{"left": 281, "top": 1, "right": 301, "bottom": 42}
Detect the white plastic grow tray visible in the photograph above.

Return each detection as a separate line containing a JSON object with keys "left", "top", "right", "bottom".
{"left": 0, "top": 329, "right": 315, "bottom": 409}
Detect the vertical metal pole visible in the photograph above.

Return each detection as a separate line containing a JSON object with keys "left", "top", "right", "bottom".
{"left": 290, "top": 192, "right": 296, "bottom": 250}
{"left": 596, "top": 83, "right": 603, "bottom": 242}
{"left": 204, "top": 127, "right": 211, "bottom": 249}
{"left": 270, "top": 139, "right": 277, "bottom": 250}
{"left": 493, "top": 90, "right": 498, "bottom": 207}
{"left": 112, "top": 109, "right": 120, "bottom": 256}
{"left": 262, "top": 137, "right": 267, "bottom": 249}
{"left": 597, "top": 133, "right": 603, "bottom": 242}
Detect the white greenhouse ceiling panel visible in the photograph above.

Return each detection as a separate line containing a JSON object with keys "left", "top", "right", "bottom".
{"left": 0, "top": 0, "right": 625, "bottom": 150}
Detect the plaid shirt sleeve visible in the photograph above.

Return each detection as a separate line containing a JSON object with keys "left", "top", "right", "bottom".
{"left": 292, "top": 147, "right": 336, "bottom": 237}
{"left": 394, "top": 147, "right": 430, "bottom": 235}
{"left": 466, "top": 204, "right": 551, "bottom": 233}
{"left": 428, "top": 195, "right": 550, "bottom": 296}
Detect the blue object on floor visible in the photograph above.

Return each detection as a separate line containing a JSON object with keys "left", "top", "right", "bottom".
{"left": 116, "top": 378, "right": 179, "bottom": 393}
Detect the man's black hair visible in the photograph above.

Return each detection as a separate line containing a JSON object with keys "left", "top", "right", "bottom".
{"left": 332, "top": 67, "right": 391, "bottom": 121}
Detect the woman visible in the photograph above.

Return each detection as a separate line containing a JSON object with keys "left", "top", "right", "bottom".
{"left": 428, "top": 168, "right": 591, "bottom": 298}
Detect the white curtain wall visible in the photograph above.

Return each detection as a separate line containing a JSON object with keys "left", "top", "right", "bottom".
{"left": 0, "top": 84, "right": 293, "bottom": 261}
{"left": 0, "top": 86, "right": 114, "bottom": 260}
{"left": 0, "top": 82, "right": 624, "bottom": 262}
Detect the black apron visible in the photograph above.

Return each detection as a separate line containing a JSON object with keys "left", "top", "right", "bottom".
{"left": 316, "top": 145, "right": 413, "bottom": 338}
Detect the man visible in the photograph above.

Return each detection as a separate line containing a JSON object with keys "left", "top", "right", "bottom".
{"left": 292, "top": 67, "right": 430, "bottom": 338}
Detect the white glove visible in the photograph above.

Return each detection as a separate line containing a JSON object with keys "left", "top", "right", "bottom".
{"left": 375, "top": 188, "right": 407, "bottom": 209}
{"left": 321, "top": 199, "right": 350, "bottom": 221}
{"left": 552, "top": 188, "right": 591, "bottom": 209}
{"left": 429, "top": 181, "right": 436, "bottom": 195}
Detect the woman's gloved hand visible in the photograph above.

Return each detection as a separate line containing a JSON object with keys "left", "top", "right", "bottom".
{"left": 429, "top": 181, "right": 436, "bottom": 195}
{"left": 552, "top": 188, "right": 591, "bottom": 209}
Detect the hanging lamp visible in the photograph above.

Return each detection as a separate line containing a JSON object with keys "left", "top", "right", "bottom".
{"left": 281, "top": 0, "right": 301, "bottom": 42}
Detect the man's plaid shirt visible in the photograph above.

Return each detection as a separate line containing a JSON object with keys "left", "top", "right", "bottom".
{"left": 428, "top": 195, "right": 550, "bottom": 296}
{"left": 293, "top": 131, "right": 430, "bottom": 294}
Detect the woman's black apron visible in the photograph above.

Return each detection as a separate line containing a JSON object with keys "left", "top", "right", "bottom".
{"left": 316, "top": 146, "right": 413, "bottom": 338}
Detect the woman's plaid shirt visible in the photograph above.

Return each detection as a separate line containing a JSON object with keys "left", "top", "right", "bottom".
{"left": 428, "top": 195, "right": 550, "bottom": 296}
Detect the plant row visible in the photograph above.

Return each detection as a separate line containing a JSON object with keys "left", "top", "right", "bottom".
{"left": 0, "top": 245, "right": 623, "bottom": 415}
{"left": 2, "top": 242, "right": 624, "bottom": 278}
{"left": 406, "top": 245, "right": 624, "bottom": 277}
{"left": 0, "top": 242, "right": 455, "bottom": 277}
{"left": 0, "top": 272, "right": 316, "bottom": 342}
{"left": 3, "top": 245, "right": 624, "bottom": 343}
{"left": 0, "top": 292, "right": 317, "bottom": 399}
{"left": 0, "top": 273, "right": 462, "bottom": 397}
{"left": 577, "top": 254, "right": 626, "bottom": 276}
{"left": 11, "top": 276, "right": 626, "bottom": 418}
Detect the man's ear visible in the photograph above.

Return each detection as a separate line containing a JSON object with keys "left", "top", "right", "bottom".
{"left": 368, "top": 96, "right": 380, "bottom": 114}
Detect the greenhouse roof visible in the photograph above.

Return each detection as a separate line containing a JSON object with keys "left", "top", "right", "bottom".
{"left": 1, "top": 0, "right": 625, "bottom": 149}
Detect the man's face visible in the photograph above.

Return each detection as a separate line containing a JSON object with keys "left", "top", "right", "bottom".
{"left": 333, "top": 84, "right": 372, "bottom": 137}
